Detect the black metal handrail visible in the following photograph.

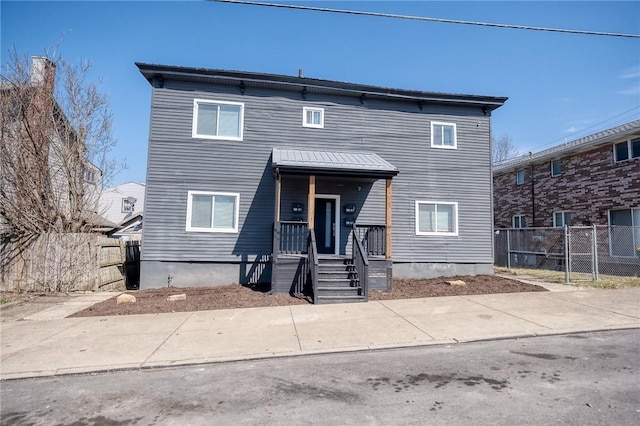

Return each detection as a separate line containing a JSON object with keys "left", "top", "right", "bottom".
{"left": 352, "top": 225, "right": 369, "bottom": 301}
{"left": 308, "top": 230, "right": 319, "bottom": 304}
{"left": 354, "top": 224, "right": 386, "bottom": 257}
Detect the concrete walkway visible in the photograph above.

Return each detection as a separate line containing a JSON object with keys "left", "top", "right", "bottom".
{"left": 1, "top": 284, "right": 639, "bottom": 380}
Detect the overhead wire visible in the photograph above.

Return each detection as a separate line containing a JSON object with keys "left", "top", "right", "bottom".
{"left": 212, "top": 0, "right": 640, "bottom": 38}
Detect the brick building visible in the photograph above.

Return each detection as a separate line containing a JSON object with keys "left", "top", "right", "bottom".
{"left": 493, "top": 120, "right": 640, "bottom": 231}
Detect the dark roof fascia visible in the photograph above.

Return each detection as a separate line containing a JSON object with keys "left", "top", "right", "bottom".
{"left": 276, "top": 166, "right": 398, "bottom": 179}
{"left": 493, "top": 119, "right": 640, "bottom": 175}
{"left": 136, "top": 62, "right": 507, "bottom": 111}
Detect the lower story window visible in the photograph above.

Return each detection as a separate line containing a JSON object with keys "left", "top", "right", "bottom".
{"left": 609, "top": 208, "right": 640, "bottom": 257}
{"left": 186, "top": 191, "right": 239, "bottom": 233}
{"left": 553, "top": 211, "right": 572, "bottom": 227}
{"left": 512, "top": 215, "right": 526, "bottom": 228}
{"left": 415, "top": 201, "right": 458, "bottom": 236}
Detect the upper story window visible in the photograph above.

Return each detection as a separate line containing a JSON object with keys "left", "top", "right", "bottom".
{"left": 303, "top": 107, "right": 324, "bottom": 128}
{"left": 121, "top": 198, "right": 134, "bottom": 213}
{"left": 83, "top": 170, "right": 96, "bottom": 183}
{"left": 614, "top": 138, "right": 640, "bottom": 162}
{"left": 415, "top": 201, "right": 458, "bottom": 236}
{"left": 192, "top": 99, "right": 244, "bottom": 141}
{"left": 516, "top": 169, "right": 525, "bottom": 185}
{"left": 431, "top": 122, "right": 457, "bottom": 149}
{"left": 551, "top": 159, "right": 562, "bottom": 177}
{"left": 186, "top": 191, "right": 239, "bottom": 233}
{"left": 553, "top": 211, "right": 572, "bottom": 228}
{"left": 512, "top": 215, "right": 526, "bottom": 228}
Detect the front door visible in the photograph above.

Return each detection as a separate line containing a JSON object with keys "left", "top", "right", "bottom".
{"left": 315, "top": 197, "right": 337, "bottom": 254}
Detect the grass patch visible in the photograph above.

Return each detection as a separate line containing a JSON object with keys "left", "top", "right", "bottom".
{"left": 0, "top": 293, "right": 24, "bottom": 305}
{"left": 495, "top": 267, "right": 640, "bottom": 289}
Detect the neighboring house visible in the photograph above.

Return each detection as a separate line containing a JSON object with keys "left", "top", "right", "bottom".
{"left": 493, "top": 120, "right": 640, "bottom": 255}
{"left": 99, "top": 182, "right": 145, "bottom": 224}
{"left": 136, "top": 62, "right": 507, "bottom": 301}
{"left": 1, "top": 56, "right": 103, "bottom": 235}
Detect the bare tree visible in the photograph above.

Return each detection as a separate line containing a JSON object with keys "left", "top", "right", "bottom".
{"left": 1, "top": 49, "right": 120, "bottom": 237}
{"left": 492, "top": 134, "right": 520, "bottom": 165}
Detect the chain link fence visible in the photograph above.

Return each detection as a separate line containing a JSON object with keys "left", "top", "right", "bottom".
{"left": 494, "top": 225, "right": 640, "bottom": 282}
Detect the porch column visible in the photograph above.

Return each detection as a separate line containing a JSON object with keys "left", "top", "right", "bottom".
{"left": 308, "top": 175, "right": 316, "bottom": 230}
{"left": 274, "top": 171, "right": 281, "bottom": 222}
{"left": 385, "top": 178, "right": 392, "bottom": 260}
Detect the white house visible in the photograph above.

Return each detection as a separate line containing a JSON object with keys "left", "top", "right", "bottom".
{"left": 99, "top": 182, "right": 145, "bottom": 225}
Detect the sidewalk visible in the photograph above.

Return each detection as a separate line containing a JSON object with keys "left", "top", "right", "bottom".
{"left": 1, "top": 284, "right": 639, "bottom": 380}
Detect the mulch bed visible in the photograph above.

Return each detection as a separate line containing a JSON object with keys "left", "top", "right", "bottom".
{"left": 69, "top": 275, "right": 545, "bottom": 318}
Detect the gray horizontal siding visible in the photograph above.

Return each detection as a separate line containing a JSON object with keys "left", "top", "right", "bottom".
{"left": 142, "top": 80, "right": 493, "bottom": 264}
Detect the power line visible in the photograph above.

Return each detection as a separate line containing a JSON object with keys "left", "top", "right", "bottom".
{"left": 212, "top": 0, "right": 640, "bottom": 39}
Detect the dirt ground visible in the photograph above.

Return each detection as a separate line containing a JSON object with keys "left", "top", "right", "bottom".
{"left": 65, "top": 275, "right": 546, "bottom": 318}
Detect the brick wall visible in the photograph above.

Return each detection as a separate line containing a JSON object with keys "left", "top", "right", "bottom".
{"left": 493, "top": 143, "right": 640, "bottom": 228}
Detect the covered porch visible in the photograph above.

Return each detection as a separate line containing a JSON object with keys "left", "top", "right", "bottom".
{"left": 270, "top": 148, "right": 398, "bottom": 304}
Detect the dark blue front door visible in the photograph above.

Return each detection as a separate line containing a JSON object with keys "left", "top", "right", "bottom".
{"left": 315, "top": 198, "right": 336, "bottom": 254}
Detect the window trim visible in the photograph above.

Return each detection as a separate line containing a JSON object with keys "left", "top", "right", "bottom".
{"left": 512, "top": 214, "right": 526, "bottom": 228}
{"left": 613, "top": 138, "right": 640, "bottom": 163}
{"left": 192, "top": 99, "right": 244, "bottom": 141}
{"left": 430, "top": 121, "right": 457, "bottom": 150}
{"left": 516, "top": 169, "right": 525, "bottom": 185}
{"left": 550, "top": 159, "right": 562, "bottom": 177}
{"left": 302, "top": 107, "right": 325, "bottom": 129}
{"left": 185, "top": 190, "right": 240, "bottom": 233}
{"left": 121, "top": 198, "right": 133, "bottom": 213}
{"left": 608, "top": 208, "right": 640, "bottom": 257}
{"left": 553, "top": 211, "right": 572, "bottom": 228}
{"left": 415, "top": 200, "right": 459, "bottom": 236}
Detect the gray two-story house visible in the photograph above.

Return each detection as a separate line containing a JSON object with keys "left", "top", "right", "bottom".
{"left": 137, "top": 63, "right": 507, "bottom": 303}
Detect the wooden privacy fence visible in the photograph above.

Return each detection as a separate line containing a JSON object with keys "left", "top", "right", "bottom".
{"left": 0, "top": 233, "right": 140, "bottom": 292}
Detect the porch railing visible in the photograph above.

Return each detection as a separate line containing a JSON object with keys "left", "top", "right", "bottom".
{"left": 354, "top": 224, "right": 386, "bottom": 257}
{"left": 352, "top": 224, "right": 369, "bottom": 301}
{"left": 308, "top": 230, "right": 319, "bottom": 305}
{"left": 277, "top": 221, "right": 309, "bottom": 254}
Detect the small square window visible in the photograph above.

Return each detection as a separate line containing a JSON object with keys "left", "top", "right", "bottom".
{"left": 431, "top": 122, "right": 457, "bottom": 149}
{"left": 512, "top": 215, "right": 526, "bottom": 228}
{"left": 303, "top": 107, "right": 324, "bottom": 128}
{"left": 551, "top": 159, "right": 562, "bottom": 177}
{"left": 516, "top": 169, "right": 525, "bottom": 185}
{"left": 553, "top": 211, "right": 572, "bottom": 227}
{"left": 193, "top": 99, "right": 244, "bottom": 141}
{"left": 122, "top": 198, "right": 134, "bottom": 213}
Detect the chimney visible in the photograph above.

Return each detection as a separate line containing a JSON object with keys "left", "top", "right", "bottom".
{"left": 298, "top": 69, "right": 303, "bottom": 78}
{"left": 31, "top": 56, "right": 56, "bottom": 92}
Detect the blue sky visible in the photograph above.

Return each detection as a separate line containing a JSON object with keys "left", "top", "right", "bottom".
{"left": 2, "top": 1, "right": 639, "bottom": 185}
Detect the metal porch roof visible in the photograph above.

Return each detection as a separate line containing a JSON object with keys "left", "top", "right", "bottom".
{"left": 272, "top": 148, "right": 398, "bottom": 178}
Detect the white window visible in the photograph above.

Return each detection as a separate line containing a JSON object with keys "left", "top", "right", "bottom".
{"left": 608, "top": 208, "right": 640, "bottom": 257}
{"left": 516, "top": 169, "right": 525, "bottom": 185}
{"left": 551, "top": 159, "right": 562, "bottom": 177}
{"left": 512, "top": 215, "right": 526, "bottom": 228}
{"left": 302, "top": 107, "right": 324, "bottom": 128}
{"left": 186, "top": 191, "right": 239, "bottom": 233}
{"left": 192, "top": 99, "right": 244, "bottom": 141}
{"left": 553, "top": 211, "right": 572, "bottom": 228}
{"left": 614, "top": 138, "right": 640, "bottom": 162}
{"left": 415, "top": 201, "right": 458, "bottom": 236}
{"left": 83, "top": 170, "right": 96, "bottom": 183}
{"left": 122, "top": 198, "right": 134, "bottom": 213}
{"left": 431, "top": 122, "right": 457, "bottom": 149}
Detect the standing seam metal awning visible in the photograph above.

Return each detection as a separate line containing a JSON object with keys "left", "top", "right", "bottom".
{"left": 272, "top": 148, "right": 398, "bottom": 178}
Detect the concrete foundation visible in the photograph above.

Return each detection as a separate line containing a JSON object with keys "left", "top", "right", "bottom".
{"left": 393, "top": 262, "right": 493, "bottom": 279}
{"left": 140, "top": 260, "right": 271, "bottom": 289}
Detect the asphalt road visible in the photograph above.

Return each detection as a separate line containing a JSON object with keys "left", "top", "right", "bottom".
{"left": 1, "top": 329, "right": 639, "bottom": 425}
